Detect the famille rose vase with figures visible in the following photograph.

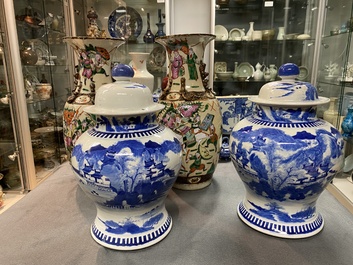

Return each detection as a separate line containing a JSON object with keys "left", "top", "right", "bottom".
{"left": 230, "top": 63, "right": 344, "bottom": 238}
{"left": 63, "top": 37, "right": 124, "bottom": 158}
{"left": 70, "top": 64, "right": 182, "bottom": 250}
{"left": 155, "top": 34, "right": 222, "bottom": 190}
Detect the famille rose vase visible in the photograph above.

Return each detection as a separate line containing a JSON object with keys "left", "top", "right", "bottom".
{"left": 63, "top": 37, "right": 124, "bottom": 158}
{"left": 70, "top": 64, "right": 182, "bottom": 250}
{"left": 155, "top": 34, "right": 222, "bottom": 190}
{"left": 230, "top": 63, "right": 344, "bottom": 238}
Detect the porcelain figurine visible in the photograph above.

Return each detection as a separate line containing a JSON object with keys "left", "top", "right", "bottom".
{"left": 230, "top": 63, "right": 344, "bottom": 238}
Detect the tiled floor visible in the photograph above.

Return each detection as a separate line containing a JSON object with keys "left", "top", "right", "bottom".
{"left": 0, "top": 193, "right": 26, "bottom": 215}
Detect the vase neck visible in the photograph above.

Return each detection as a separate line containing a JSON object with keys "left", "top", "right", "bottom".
{"left": 253, "top": 104, "right": 318, "bottom": 122}
{"left": 93, "top": 114, "right": 159, "bottom": 133}
{"left": 155, "top": 34, "right": 215, "bottom": 98}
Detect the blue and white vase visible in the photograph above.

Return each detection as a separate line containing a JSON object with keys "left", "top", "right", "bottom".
{"left": 230, "top": 63, "right": 344, "bottom": 238}
{"left": 341, "top": 106, "right": 353, "bottom": 138}
{"left": 71, "top": 64, "right": 182, "bottom": 250}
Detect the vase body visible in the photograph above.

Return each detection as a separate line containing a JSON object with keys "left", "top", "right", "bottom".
{"left": 71, "top": 65, "right": 182, "bottom": 250}
{"left": 155, "top": 22, "right": 166, "bottom": 37}
{"left": 130, "top": 52, "right": 154, "bottom": 92}
{"left": 269, "top": 64, "right": 277, "bottom": 81}
{"left": 341, "top": 107, "right": 353, "bottom": 138}
{"left": 230, "top": 63, "right": 344, "bottom": 238}
{"left": 277, "top": 26, "right": 285, "bottom": 40}
{"left": 246, "top": 22, "right": 254, "bottom": 39}
{"left": 143, "top": 13, "right": 155, "bottom": 43}
{"left": 63, "top": 37, "right": 124, "bottom": 158}
{"left": 323, "top": 97, "right": 339, "bottom": 127}
{"left": 155, "top": 34, "right": 222, "bottom": 190}
{"left": 253, "top": 62, "right": 263, "bottom": 81}
{"left": 232, "top": 62, "right": 239, "bottom": 79}
{"left": 264, "top": 68, "right": 271, "bottom": 81}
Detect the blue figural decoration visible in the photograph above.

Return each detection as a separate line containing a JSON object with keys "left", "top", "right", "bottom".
{"left": 71, "top": 64, "right": 182, "bottom": 250}
{"left": 230, "top": 63, "right": 344, "bottom": 238}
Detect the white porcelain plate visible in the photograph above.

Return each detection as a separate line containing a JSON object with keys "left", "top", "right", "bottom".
{"left": 238, "top": 62, "right": 254, "bottom": 78}
{"left": 298, "top": 66, "right": 309, "bottom": 80}
{"left": 34, "top": 126, "right": 63, "bottom": 134}
{"left": 214, "top": 62, "right": 227, "bottom": 73}
{"left": 229, "top": 28, "right": 245, "bottom": 40}
{"left": 215, "top": 25, "right": 228, "bottom": 41}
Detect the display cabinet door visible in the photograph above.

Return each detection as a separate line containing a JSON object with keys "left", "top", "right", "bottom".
{"left": 0, "top": 0, "right": 72, "bottom": 191}
{"left": 0, "top": 2, "right": 25, "bottom": 194}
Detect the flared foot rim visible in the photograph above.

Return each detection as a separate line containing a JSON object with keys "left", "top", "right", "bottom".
{"left": 90, "top": 215, "right": 172, "bottom": 250}
{"left": 173, "top": 178, "right": 212, "bottom": 190}
{"left": 237, "top": 201, "right": 324, "bottom": 239}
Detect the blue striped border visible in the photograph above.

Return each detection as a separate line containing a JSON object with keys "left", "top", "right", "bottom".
{"left": 248, "top": 117, "right": 325, "bottom": 128}
{"left": 88, "top": 125, "right": 165, "bottom": 139}
{"left": 91, "top": 215, "right": 172, "bottom": 248}
{"left": 238, "top": 202, "right": 323, "bottom": 237}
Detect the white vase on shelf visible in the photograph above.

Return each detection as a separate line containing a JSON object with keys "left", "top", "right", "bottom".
{"left": 323, "top": 97, "right": 339, "bottom": 127}
{"left": 277, "top": 27, "right": 285, "bottom": 40}
{"left": 130, "top": 52, "right": 155, "bottom": 92}
{"left": 246, "top": 22, "right": 254, "bottom": 40}
{"left": 232, "top": 62, "right": 239, "bottom": 79}
{"left": 269, "top": 64, "right": 277, "bottom": 81}
{"left": 253, "top": 63, "right": 264, "bottom": 81}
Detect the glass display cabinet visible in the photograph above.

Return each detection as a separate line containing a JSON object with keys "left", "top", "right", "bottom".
{"left": 213, "top": 0, "right": 320, "bottom": 96}
{"left": 0, "top": 17, "right": 25, "bottom": 194}
{"left": 0, "top": 0, "right": 72, "bottom": 192}
{"left": 71, "top": 0, "right": 169, "bottom": 92}
{"left": 317, "top": 0, "right": 353, "bottom": 214}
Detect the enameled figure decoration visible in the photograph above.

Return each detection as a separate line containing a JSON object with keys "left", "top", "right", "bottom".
{"left": 156, "top": 34, "right": 222, "bottom": 190}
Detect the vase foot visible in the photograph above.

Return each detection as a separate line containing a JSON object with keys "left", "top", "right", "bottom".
{"left": 173, "top": 174, "right": 213, "bottom": 190}
{"left": 237, "top": 201, "right": 324, "bottom": 239}
{"left": 90, "top": 211, "right": 172, "bottom": 250}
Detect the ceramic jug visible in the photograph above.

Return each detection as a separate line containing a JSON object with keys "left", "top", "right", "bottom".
{"left": 253, "top": 62, "right": 264, "bottom": 81}
{"left": 269, "top": 64, "right": 277, "bottom": 81}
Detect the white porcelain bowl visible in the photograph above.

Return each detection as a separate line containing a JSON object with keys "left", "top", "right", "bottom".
{"left": 216, "top": 71, "right": 233, "bottom": 80}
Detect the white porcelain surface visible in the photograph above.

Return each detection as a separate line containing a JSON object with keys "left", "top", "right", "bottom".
{"left": 214, "top": 62, "right": 227, "bottom": 73}
{"left": 130, "top": 52, "right": 154, "bottom": 92}
{"left": 85, "top": 80, "right": 165, "bottom": 116}
{"left": 251, "top": 64, "right": 330, "bottom": 106}
{"left": 34, "top": 126, "right": 63, "bottom": 134}
{"left": 215, "top": 25, "right": 228, "bottom": 40}
{"left": 229, "top": 28, "right": 245, "bottom": 40}
{"left": 216, "top": 71, "right": 233, "bottom": 80}
{"left": 237, "top": 62, "right": 254, "bottom": 78}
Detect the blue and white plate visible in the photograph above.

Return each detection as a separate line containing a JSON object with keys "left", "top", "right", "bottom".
{"left": 108, "top": 6, "right": 143, "bottom": 41}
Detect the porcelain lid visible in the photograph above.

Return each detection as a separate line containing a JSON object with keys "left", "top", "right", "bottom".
{"left": 84, "top": 64, "right": 165, "bottom": 116}
{"left": 250, "top": 63, "right": 329, "bottom": 106}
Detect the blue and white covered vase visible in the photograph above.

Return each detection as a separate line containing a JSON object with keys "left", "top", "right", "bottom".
{"left": 70, "top": 64, "right": 182, "bottom": 250}
{"left": 230, "top": 63, "right": 344, "bottom": 238}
